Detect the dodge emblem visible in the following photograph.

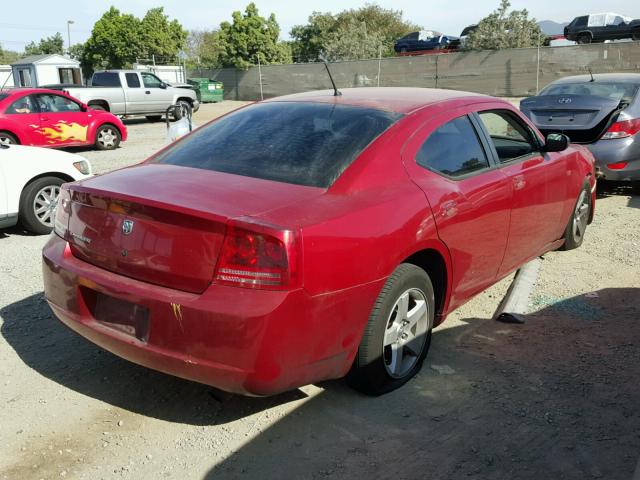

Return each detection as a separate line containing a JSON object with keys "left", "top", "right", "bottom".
{"left": 122, "top": 219, "right": 134, "bottom": 235}
{"left": 558, "top": 97, "right": 572, "bottom": 104}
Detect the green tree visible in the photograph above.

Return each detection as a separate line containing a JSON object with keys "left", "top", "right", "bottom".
{"left": 290, "top": 5, "right": 419, "bottom": 62}
{"left": 67, "top": 43, "right": 85, "bottom": 61}
{"left": 186, "top": 30, "right": 224, "bottom": 68}
{"left": 139, "top": 7, "right": 187, "bottom": 62}
{"left": 82, "top": 6, "right": 187, "bottom": 71}
{"left": 466, "top": 0, "right": 544, "bottom": 50}
{"left": 217, "top": 3, "right": 291, "bottom": 69}
{"left": 83, "top": 7, "right": 142, "bottom": 69}
{"left": 24, "top": 33, "right": 65, "bottom": 55}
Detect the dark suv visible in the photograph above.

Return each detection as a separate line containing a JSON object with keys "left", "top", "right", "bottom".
{"left": 564, "top": 13, "right": 640, "bottom": 44}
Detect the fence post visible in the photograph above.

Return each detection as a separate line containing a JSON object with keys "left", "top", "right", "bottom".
{"left": 257, "top": 56, "right": 264, "bottom": 101}
{"left": 377, "top": 45, "right": 382, "bottom": 87}
{"left": 536, "top": 33, "right": 541, "bottom": 94}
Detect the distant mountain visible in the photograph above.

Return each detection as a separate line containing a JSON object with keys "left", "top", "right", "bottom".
{"left": 538, "top": 20, "right": 569, "bottom": 36}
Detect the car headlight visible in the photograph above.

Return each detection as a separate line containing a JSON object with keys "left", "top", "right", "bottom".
{"left": 73, "top": 160, "right": 91, "bottom": 175}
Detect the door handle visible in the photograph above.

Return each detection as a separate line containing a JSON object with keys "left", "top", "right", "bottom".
{"left": 145, "top": 90, "right": 151, "bottom": 94}
{"left": 441, "top": 200, "right": 458, "bottom": 218}
{"left": 513, "top": 175, "right": 526, "bottom": 191}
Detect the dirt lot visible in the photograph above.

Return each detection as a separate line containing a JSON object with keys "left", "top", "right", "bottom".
{"left": 1, "top": 102, "right": 639, "bottom": 480}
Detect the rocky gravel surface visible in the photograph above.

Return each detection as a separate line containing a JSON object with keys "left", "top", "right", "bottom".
{"left": 1, "top": 101, "right": 639, "bottom": 480}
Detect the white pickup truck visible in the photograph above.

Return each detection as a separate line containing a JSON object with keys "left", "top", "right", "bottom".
{"left": 60, "top": 70, "right": 200, "bottom": 121}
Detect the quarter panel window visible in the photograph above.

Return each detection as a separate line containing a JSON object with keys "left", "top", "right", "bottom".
{"left": 6, "top": 96, "right": 36, "bottom": 114}
{"left": 416, "top": 116, "right": 490, "bottom": 178}
{"left": 478, "top": 111, "right": 538, "bottom": 163}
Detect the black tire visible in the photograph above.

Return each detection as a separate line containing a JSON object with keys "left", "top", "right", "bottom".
{"left": 560, "top": 180, "right": 591, "bottom": 251}
{"left": 89, "top": 104, "right": 107, "bottom": 112}
{"left": 0, "top": 131, "right": 18, "bottom": 145}
{"left": 633, "top": 29, "right": 640, "bottom": 41}
{"left": 145, "top": 115, "right": 163, "bottom": 122}
{"left": 173, "top": 100, "right": 191, "bottom": 120}
{"left": 577, "top": 33, "right": 592, "bottom": 44}
{"left": 19, "top": 176, "right": 65, "bottom": 235}
{"left": 347, "top": 263, "right": 435, "bottom": 396}
{"left": 94, "top": 124, "right": 121, "bottom": 150}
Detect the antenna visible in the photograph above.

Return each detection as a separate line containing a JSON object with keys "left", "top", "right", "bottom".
{"left": 318, "top": 53, "right": 341, "bottom": 96}
{"left": 587, "top": 67, "right": 595, "bottom": 82}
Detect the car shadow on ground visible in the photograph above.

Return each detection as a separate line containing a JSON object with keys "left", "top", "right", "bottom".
{"left": 202, "top": 288, "right": 640, "bottom": 480}
{"left": 0, "top": 292, "right": 308, "bottom": 426}
{"left": 2, "top": 289, "right": 639, "bottom": 479}
{"left": 0, "top": 225, "right": 39, "bottom": 238}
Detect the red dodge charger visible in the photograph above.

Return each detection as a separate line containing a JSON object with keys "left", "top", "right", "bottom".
{"left": 42, "top": 88, "right": 596, "bottom": 396}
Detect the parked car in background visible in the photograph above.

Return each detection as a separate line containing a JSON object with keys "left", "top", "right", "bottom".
{"left": 394, "top": 31, "right": 460, "bottom": 53}
{"left": 0, "top": 88, "right": 127, "bottom": 150}
{"left": 43, "top": 87, "right": 596, "bottom": 397}
{"left": 0, "top": 143, "right": 91, "bottom": 234}
{"left": 564, "top": 13, "right": 640, "bottom": 44}
{"left": 59, "top": 70, "right": 200, "bottom": 121}
{"left": 521, "top": 74, "right": 640, "bottom": 184}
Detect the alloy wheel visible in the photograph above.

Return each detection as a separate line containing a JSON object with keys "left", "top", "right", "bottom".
{"left": 572, "top": 189, "right": 590, "bottom": 242}
{"left": 33, "top": 185, "right": 60, "bottom": 227}
{"left": 382, "top": 288, "right": 429, "bottom": 378}
{"left": 97, "top": 128, "right": 117, "bottom": 148}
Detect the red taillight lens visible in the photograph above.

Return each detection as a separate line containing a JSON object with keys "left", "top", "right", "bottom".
{"left": 607, "top": 162, "right": 628, "bottom": 170}
{"left": 601, "top": 118, "right": 640, "bottom": 140}
{"left": 214, "top": 223, "right": 300, "bottom": 290}
{"left": 54, "top": 187, "right": 71, "bottom": 239}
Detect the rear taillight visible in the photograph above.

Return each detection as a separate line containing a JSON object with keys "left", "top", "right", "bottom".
{"left": 54, "top": 187, "right": 72, "bottom": 239}
{"left": 214, "top": 222, "right": 301, "bottom": 290}
{"left": 601, "top": 118, "right": 640, "bottom": 140}
{"left": 607, "top": 162, "right": 628, "bottom": 170}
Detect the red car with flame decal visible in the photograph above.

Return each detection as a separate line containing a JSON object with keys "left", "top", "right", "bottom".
{"left": 0, "top": 88, "right": 127, "bottom": 150}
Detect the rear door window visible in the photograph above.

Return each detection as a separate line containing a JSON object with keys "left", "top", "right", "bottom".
{"left": 416, "top": 115, "right": 490, "bottom": 178}
{"left": 125, "top": 73, "right": 141, "bottom": 88}
{"left": 477, "top": 110, "right": 539, "bottom": 163}
{"left": 153, "top": 102, "right": 402, "bottom": 188}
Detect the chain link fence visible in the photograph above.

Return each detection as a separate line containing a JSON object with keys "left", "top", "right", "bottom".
{"left": 190, "top": 42, "right": 640, "bottom": 101}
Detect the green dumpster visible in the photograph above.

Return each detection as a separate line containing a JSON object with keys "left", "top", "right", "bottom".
{"left": 187, "top": 78, "right": 224, "bottom": 103}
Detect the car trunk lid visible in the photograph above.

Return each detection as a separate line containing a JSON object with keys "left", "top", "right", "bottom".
{"left": 66, "top": 164, "right": 323, "bottom": 293}
{"left": 520, "top": 94, "right": 622, "bottom": 143}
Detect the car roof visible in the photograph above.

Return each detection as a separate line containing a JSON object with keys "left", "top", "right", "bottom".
{"left": 550, "top": 73, "right": 640, "bottom": 85}
{"left": 264, "top": 87, "right": 492, "bottom": 114}
{"left": 0, "top": 88, "right": 74, "bottom": 97}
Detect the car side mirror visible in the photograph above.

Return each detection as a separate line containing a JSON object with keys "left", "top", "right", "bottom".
{"left": 80, "top": 104, "right": 88, "bottom": 112}
{"left": 543, "top": 133, "right": 569, "bottom": 152}
{"left": 160, "top": 82, "right": 167, "bottom": 89}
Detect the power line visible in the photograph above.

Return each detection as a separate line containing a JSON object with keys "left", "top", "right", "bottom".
{"left": 0, "top": 22, "right": 90, "bottom": 33}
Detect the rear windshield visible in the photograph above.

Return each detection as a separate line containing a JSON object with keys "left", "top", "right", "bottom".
{"left": 153, "top": 102, "right": 402, "bottom": 188}
{"left": 91, "top": 72, "right": 121, "bottom": 87}
{"left": 541, "top": 82, "right": 640, "bottom": 103}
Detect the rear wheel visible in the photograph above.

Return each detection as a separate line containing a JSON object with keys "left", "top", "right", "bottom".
{"left": 0, "top": 131, "right": 18, "bottom": 145}
{"left": 19, "top": 176, "right": 65, "bottom": 234}
{"left": 577, "top": 33, "right": 592, "bottom": 44}
{"left": 560, "top": 181, "right": 591, "bottom": 250}
{"left": 95, "top": 125, "right": 121, "bottom": 150}
{"left": 89, "top": 104, "right": 107, "bottom": 112}
{"left": 348, "top": 263, "right": 434, "bottom": 395}
{"left": 633, "top": 29, "right": 640, "bottom": 41}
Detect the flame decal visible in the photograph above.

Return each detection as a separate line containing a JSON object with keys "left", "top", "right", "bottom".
{"left": 38, "top": 121, "right": 88, "bottom": 143}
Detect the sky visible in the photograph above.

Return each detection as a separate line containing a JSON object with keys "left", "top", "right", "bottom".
{"left": 2, "top": 0, "right": 640, "bottom": 51}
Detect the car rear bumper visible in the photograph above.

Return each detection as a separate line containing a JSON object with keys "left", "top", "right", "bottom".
{"left": 587, "top": 136, "right": 640, "bottom": 182}
{"left": 42, "top": 234, "right": 381, "bottom": 395}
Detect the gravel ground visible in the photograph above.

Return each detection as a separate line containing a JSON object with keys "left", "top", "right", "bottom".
{"left": 1, "top": 102, "right": 639, "bottom": 480}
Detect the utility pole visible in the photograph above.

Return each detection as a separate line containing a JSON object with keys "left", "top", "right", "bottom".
{"left": 66, "top": 20, "right": 74, "bottom": 55}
